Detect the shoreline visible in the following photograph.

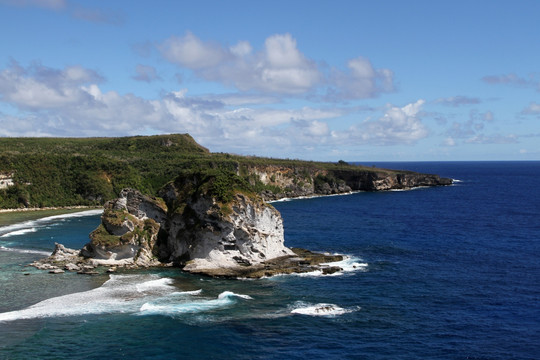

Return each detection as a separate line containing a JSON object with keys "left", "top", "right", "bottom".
{"left": 0, "top": 205, "right": 101, "bottom": 214}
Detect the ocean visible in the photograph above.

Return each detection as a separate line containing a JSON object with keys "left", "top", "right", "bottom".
{"left": 0, "top": 162, "right": 538, "bottom": 359}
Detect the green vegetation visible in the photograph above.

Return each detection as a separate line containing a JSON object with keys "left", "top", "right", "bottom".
{"left": 0, "top": 133, "right": 391, "bottom": 209}
{"left": 89, "top": 224, "right": 122, "bottom": 247}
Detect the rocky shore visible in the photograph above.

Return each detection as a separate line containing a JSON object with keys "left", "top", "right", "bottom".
{"left": 31, "top": 243, "right": 346, "bottom": 278}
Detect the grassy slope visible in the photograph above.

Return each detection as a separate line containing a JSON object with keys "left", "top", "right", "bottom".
{"left": 0, "top": 134, "right": 396, "bottom": 209}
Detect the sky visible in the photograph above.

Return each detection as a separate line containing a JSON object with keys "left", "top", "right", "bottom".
{"left": 0, "top": 0, "right": 539, "bottom": 161}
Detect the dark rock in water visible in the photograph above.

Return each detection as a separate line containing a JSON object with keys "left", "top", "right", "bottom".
{"left": 187, "top": 248, "right": 345, "bottom": 278}
{"left": 321, "top": 266, "right": 343, "bottom": 275}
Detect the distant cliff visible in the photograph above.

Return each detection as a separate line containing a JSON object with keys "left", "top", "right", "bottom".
{"left": 241, "top": 164, "right": 452, "bottom": 201}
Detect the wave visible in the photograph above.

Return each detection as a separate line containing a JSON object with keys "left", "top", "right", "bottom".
{"left": 0, "top": 245, "right": 50, "bottom": 256}
{"left": 0, "top": 274, "right": 252, "bottom": 322}
{"left": 0, "top": 274, "right": 175, "bottom": 322}
{"left": 138, "top": 291, "right": 253, "bottom": 317}
{"left": 266, "top": 255, "right": 368, "bottom": 279}
{"left": 290, "top": 302, "right": 360, "bottom": 317}
{"left": 0, "top": 227, "right": 37, "bottom": 238}
{"left": 0, "top": 209, "right": 103, "bottom": 238}
{"left": 268, "top": 191, "right": 361, "bottom": 203}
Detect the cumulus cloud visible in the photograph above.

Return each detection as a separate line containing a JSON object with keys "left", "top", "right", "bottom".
{"left": 132, "top": 64, "right": 161, "bottom": 83}
{"left": 326, "top": 57, "right": 394, "bottom": 101}
{"left": 0, "top": 61, "right": 103, "bottom": 110}
{"left": 159, "top": 32, "right": 229, "bottom": 69}
{"left": 434, "top": 95, "right": 481, "bottom": 107}
{"left": 332, "top": 100, "right": 428, "bottom": 145}
{"left": 522, "top": 102, "right": 540, "bottom": 114}
{"left": 158, "top": 32, "right": 393, "bottom": 99}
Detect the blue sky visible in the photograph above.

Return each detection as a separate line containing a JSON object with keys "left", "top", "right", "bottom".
{"left": 0, "top": 0, "right": 539, "bottom": 161}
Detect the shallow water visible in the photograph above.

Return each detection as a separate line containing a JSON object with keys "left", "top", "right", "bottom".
{"left": 0, "top": 162, "right": 539, "bottom": 359}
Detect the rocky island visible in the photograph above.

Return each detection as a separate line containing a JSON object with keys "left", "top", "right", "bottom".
{"left": 0, "top": 134, "right": 451, "bottom": 277}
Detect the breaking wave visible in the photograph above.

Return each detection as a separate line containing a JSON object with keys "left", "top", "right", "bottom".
{"left": 139, "top": 291, "right": 252, "bottom": 317}
{"left": 0, "top": 274, "right": 252, "bottom": 322}
{"left": 0, "top": 245, "right": 50, "bottom": 256}
{"left": 0, "top": 227, "right": 37, "bottom": 238}
{"left": 290, "top": 302, "right": 360, "bottom": 317}
{"left": 268, "top": 191, "right": 360, "bottom": 203}
{"left": 266, "top": 255, "right": 368, "bottom": 279}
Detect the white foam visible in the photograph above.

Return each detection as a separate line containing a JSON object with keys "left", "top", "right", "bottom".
{"left": 138, "top": 291, "right": 252, "bottom": 317}
{"left": 0, "top": 227, "right": 37, "bottom": 238}
{"left": 135, "top": 277, "right": 175, "bottom": 293}
{"left": 0, "top": 274, "right": 254, "bottom": 322}
{"left": 265, "top": 255, "right": 368, "bottom": 279}
{"left": 268, "top": 191, "right": 361, "bottom": 203}
{"left": 0, "top": 245, "right": 50, "bottom": 256}
{"left": 0, "top": 274, "right": 177, "bottom": 322}
{"left": 324, "top": 256, "right": 368, "bottom": 274}
{"left": 38, "top": 209, "right": 104, "bottom": 222}
{"left": 217, "top": 291, "right": 253, "bottom": 300}
{"left": 290, "top": 302, "right": 360, "bottom": 317}
{"left": 452, "top": 179, "right": 462, "bottom": 183}
{"left": 170, "top": 289, "right": 202, "bottom": 296}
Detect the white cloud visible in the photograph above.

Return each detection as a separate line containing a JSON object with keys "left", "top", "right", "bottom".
{"left": 0, "top": 62, "right": 102, "bottom": 109}
{"left": 158, "top": 32, "right": 392, "bottom": 99}
{"left": 522, "top": 102, "right": 540, "bottom": 114}
{"left": 326, "top": 57, "right": 394, "bottom": 101}
{"left": 333, "top": 100, "right": 429, "bottom": 145}
{"left": 158, "top": 32, "right": 229, "bottom": 69}
{"left": 443, "top": 137, "right": 456, "bottom": 146}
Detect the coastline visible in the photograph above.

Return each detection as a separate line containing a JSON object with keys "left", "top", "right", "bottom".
{"left": 0, "top": 205, "right": 101, "bottom": 214}
{"left": 0, "top": 207, "right": 103, "bottom": 227}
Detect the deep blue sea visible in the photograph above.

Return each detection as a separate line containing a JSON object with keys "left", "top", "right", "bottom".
{"left": 0, "top": 162, "right": 539, "bottom": 359}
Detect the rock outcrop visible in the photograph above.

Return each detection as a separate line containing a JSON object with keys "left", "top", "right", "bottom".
{"left": 79, "top": 188, "right": 167, "bottom": 268}
{"left": 69, "top": 175, "right": 303, "bottom": 276}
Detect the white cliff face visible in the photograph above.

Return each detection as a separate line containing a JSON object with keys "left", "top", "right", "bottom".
{"left": 174, "top": 194, "right": 294, "bottom": 272}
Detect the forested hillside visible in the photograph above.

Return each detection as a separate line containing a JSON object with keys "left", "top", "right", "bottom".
{"left": 0, "top": 134, "right": 391, "bottom": 209}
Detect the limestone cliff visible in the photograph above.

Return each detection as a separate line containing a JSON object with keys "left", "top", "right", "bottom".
{"left": 158, "top": 182, "right": 294, "bottom": 274}
{"left": 241, "top": 164, "right": 452, "bottom": 200}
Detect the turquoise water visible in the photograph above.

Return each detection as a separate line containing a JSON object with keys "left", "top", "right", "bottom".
{"left": 0, "top": 162, "right": 539, "bottom": 359}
